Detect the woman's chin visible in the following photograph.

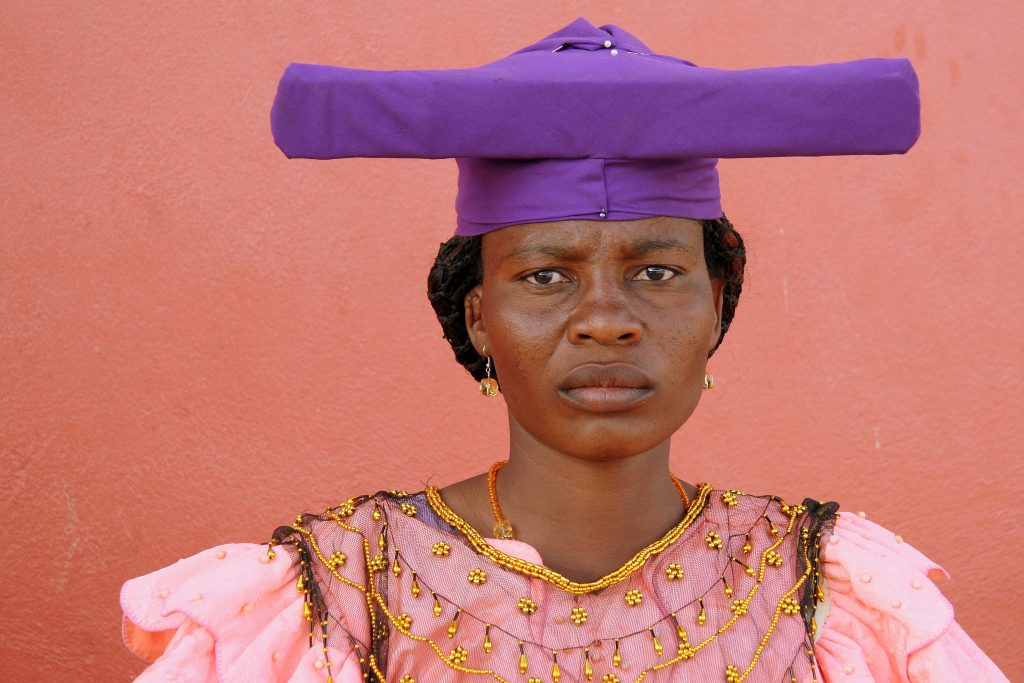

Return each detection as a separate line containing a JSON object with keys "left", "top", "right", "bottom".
{"left": 505, "top": 390, "right": 700, "bottom": 460}
{"left": 537, "top": 424, "right": 679, "bottom": 461}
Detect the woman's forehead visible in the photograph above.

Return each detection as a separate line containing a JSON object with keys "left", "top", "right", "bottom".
{"left": 483, "top": 217, "right": 704, "bottom": 261}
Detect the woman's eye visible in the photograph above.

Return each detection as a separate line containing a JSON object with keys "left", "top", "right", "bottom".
{"left": 634, "top": 266, "right": 677, "bottom": 281}
{"left": 524, "top": 270, "right": 567, "bottom": 285}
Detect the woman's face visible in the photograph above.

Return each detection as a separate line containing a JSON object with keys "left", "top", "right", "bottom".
{"left": 465, "top": 216, "right": 724, "bottom": 460}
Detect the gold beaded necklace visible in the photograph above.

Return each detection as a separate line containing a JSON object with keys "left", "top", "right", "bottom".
{"left": 486, "top": 459, "right": 693, "bottom": 540}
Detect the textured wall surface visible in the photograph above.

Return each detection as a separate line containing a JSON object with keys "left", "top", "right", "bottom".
{"left": 2, "top": 1, "right": 1020, "bottom": 680}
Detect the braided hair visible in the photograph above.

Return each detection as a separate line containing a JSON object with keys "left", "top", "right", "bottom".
{"left": 427, "top": 216, "right": 746, "bottom": 381}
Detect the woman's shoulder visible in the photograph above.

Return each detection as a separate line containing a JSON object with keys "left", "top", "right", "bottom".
{"left": 818, "top": 508, "right": 954, "bottom": 644}
{"left": 118, "top": 492, "right": 392, "bottom": 680}
{"left": 814, "top": 509, "right": 1008, "bottom": 681}
{"left": 713, "top": 489, "right": 1008, "bottom": 680}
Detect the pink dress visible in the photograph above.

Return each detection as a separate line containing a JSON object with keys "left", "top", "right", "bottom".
{"left": 120, "top": 486, "right": 1007, "bottom": 682}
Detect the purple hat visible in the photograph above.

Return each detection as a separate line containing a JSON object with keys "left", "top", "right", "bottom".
{"left": 270, "top": 17, "right": 920, "bottom": 236}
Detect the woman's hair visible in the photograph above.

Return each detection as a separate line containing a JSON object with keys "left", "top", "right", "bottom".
{"left": 427, "top": 216, "right": 746, "bottom": 381}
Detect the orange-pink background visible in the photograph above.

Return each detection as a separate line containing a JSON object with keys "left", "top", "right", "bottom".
{"left": 2, "top": 2, "right": 1021, "bottom": 680}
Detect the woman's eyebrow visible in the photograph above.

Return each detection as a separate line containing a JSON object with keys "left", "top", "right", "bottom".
{"left": 627, "top": 238, "right": 700, "bottom": 259}
{"left": 504, "top": 243, "right": 581, "bottom": 261}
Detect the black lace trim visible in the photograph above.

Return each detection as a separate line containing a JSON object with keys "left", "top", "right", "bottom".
{"left": 797, "top": 498, "right": 840, "bottom": 639}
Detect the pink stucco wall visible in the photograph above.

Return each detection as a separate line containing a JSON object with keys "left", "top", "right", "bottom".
{"left": 2, "top": 2, "right": 1020, "bottom": 679}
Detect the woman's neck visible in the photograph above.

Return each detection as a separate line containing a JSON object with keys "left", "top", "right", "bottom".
{"left": 441, "top": 419, "right": 697, "bottom": 583}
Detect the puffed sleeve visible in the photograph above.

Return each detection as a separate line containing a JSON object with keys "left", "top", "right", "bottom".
{"left": 812, "top": 511, "right": 1008, "bottom": 682}
{"left": 119, "top": 542, "right": 364, "bottom": 682}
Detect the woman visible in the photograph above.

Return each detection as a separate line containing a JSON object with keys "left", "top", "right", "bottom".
{"left": 120, "top": 18, "right": 1008, "bottom": 682}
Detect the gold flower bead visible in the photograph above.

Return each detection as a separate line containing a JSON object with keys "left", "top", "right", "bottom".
{"left": 368, "top": 555, "right": 386, "bottom": 572}
{"left": 517, "top": 598, "right": 538, "bottom": 615}
{"left": 705, "top": 530, "right": 724, "bottom": 550}
{"left": 432, "top": 542, "right": 451, "bottom": 556}
{"left": 765, "top": 550, "right": 783, "bottom": 567}
{"left": 781, "top": 597, "right": 801, "bottom": 615}
{"left": 726, "top": 664, "right": 742, "bottom": 682}
{"left": 721, "top": 490, "right": 739, "bottom": 507}
{"left": 603, "top": 675, "right": 621, "bottom": 683}
{"left": 394, "top": 613, "right": 413, "bottom": 630}
{"left": 326, "top": 550, "right": 347, "bottom": 570}
{"left": 448, "top": 646, "right": 468, "bottom": 664}
{"left": 390, "top": 489, "right": 410, "bottom": 498}
{"left": 570, "top": 606, "right": 588, "bottom": 625}
{"left": 399, "top": 676, "right": 416, "bottom": 683}
{"left": 624, "top": 589, "right": 643, "bottom": 607}
{"left": 468, "top": 568, "right": 487, "bottom": 585}
{"left": 677, "top": 643, "right": 695, "bottom": 660}
{"left": 665, "top": 563, "right": 685, "bottom": 580}
{"left": 337, "top": 502, "right": 356, "bottom": 517}
{"left": 730, "top": 599, "right": 748, "bottom": 616}
{"left": 400, "top": 503, "right": 418, "bottom": 517}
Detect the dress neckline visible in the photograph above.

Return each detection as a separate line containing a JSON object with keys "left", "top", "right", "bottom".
{"left": 422, "top": 481, "right": 714, "bottom": 595}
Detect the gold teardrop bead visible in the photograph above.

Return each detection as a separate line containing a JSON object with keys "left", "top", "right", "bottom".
{"left": 651, "top": 629, "right": 664, "bottom": 657}
{"left": 447, "top": 610, "right": 461, "bottom": 638}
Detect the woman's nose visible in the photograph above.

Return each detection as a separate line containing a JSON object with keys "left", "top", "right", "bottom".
{"left": 566, "top": 282, "right": 643, "bottom": 346}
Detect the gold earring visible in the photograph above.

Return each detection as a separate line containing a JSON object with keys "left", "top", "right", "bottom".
{"left": 703, "top": 372, "right": 715, "bottom": 390}
{"left": 480, "top": 356, "right": 499, "bottom": 396}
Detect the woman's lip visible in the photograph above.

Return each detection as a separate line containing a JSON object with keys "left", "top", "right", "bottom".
{"left": 558, "top": 386, "right": 653, "bottom": 413}
{"left": 558, "top": 363, "right": 654, "bottom": 391}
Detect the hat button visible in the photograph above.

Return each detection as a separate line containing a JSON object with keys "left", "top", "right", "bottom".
{"left": 610, "top": 49, "right": 619, "bottom": 56}
{"left": 598, "top": 210, "right": 608, "bottom": 219}
{"left": 603, "top": 40, "right": 612, "bottom": 48}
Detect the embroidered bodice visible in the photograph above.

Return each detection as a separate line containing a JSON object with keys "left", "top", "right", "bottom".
{"left": 269, "top": 485, "right": 835, "bottom": 682}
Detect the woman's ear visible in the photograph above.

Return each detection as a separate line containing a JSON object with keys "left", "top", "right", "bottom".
{"left": 464, "top": 284, "right": 487, "bottom": 355}
{"left": 708, "top": 277, "right": 725, "bottom": 353}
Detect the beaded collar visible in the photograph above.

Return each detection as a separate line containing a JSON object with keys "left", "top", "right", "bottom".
{"left": 423, "top": 482, "right": 714, "bottom": 595}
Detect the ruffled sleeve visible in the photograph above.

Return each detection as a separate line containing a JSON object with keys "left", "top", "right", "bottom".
{"left": 813, "top": 511, "right": 1008, "bottom": 682}
{"left": 120, "top": 542, "right": 363, "bottom": 682}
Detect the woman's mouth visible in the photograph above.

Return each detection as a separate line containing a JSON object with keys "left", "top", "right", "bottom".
{"left": 557, "top": 364, "right": 654, "bottom": 413}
